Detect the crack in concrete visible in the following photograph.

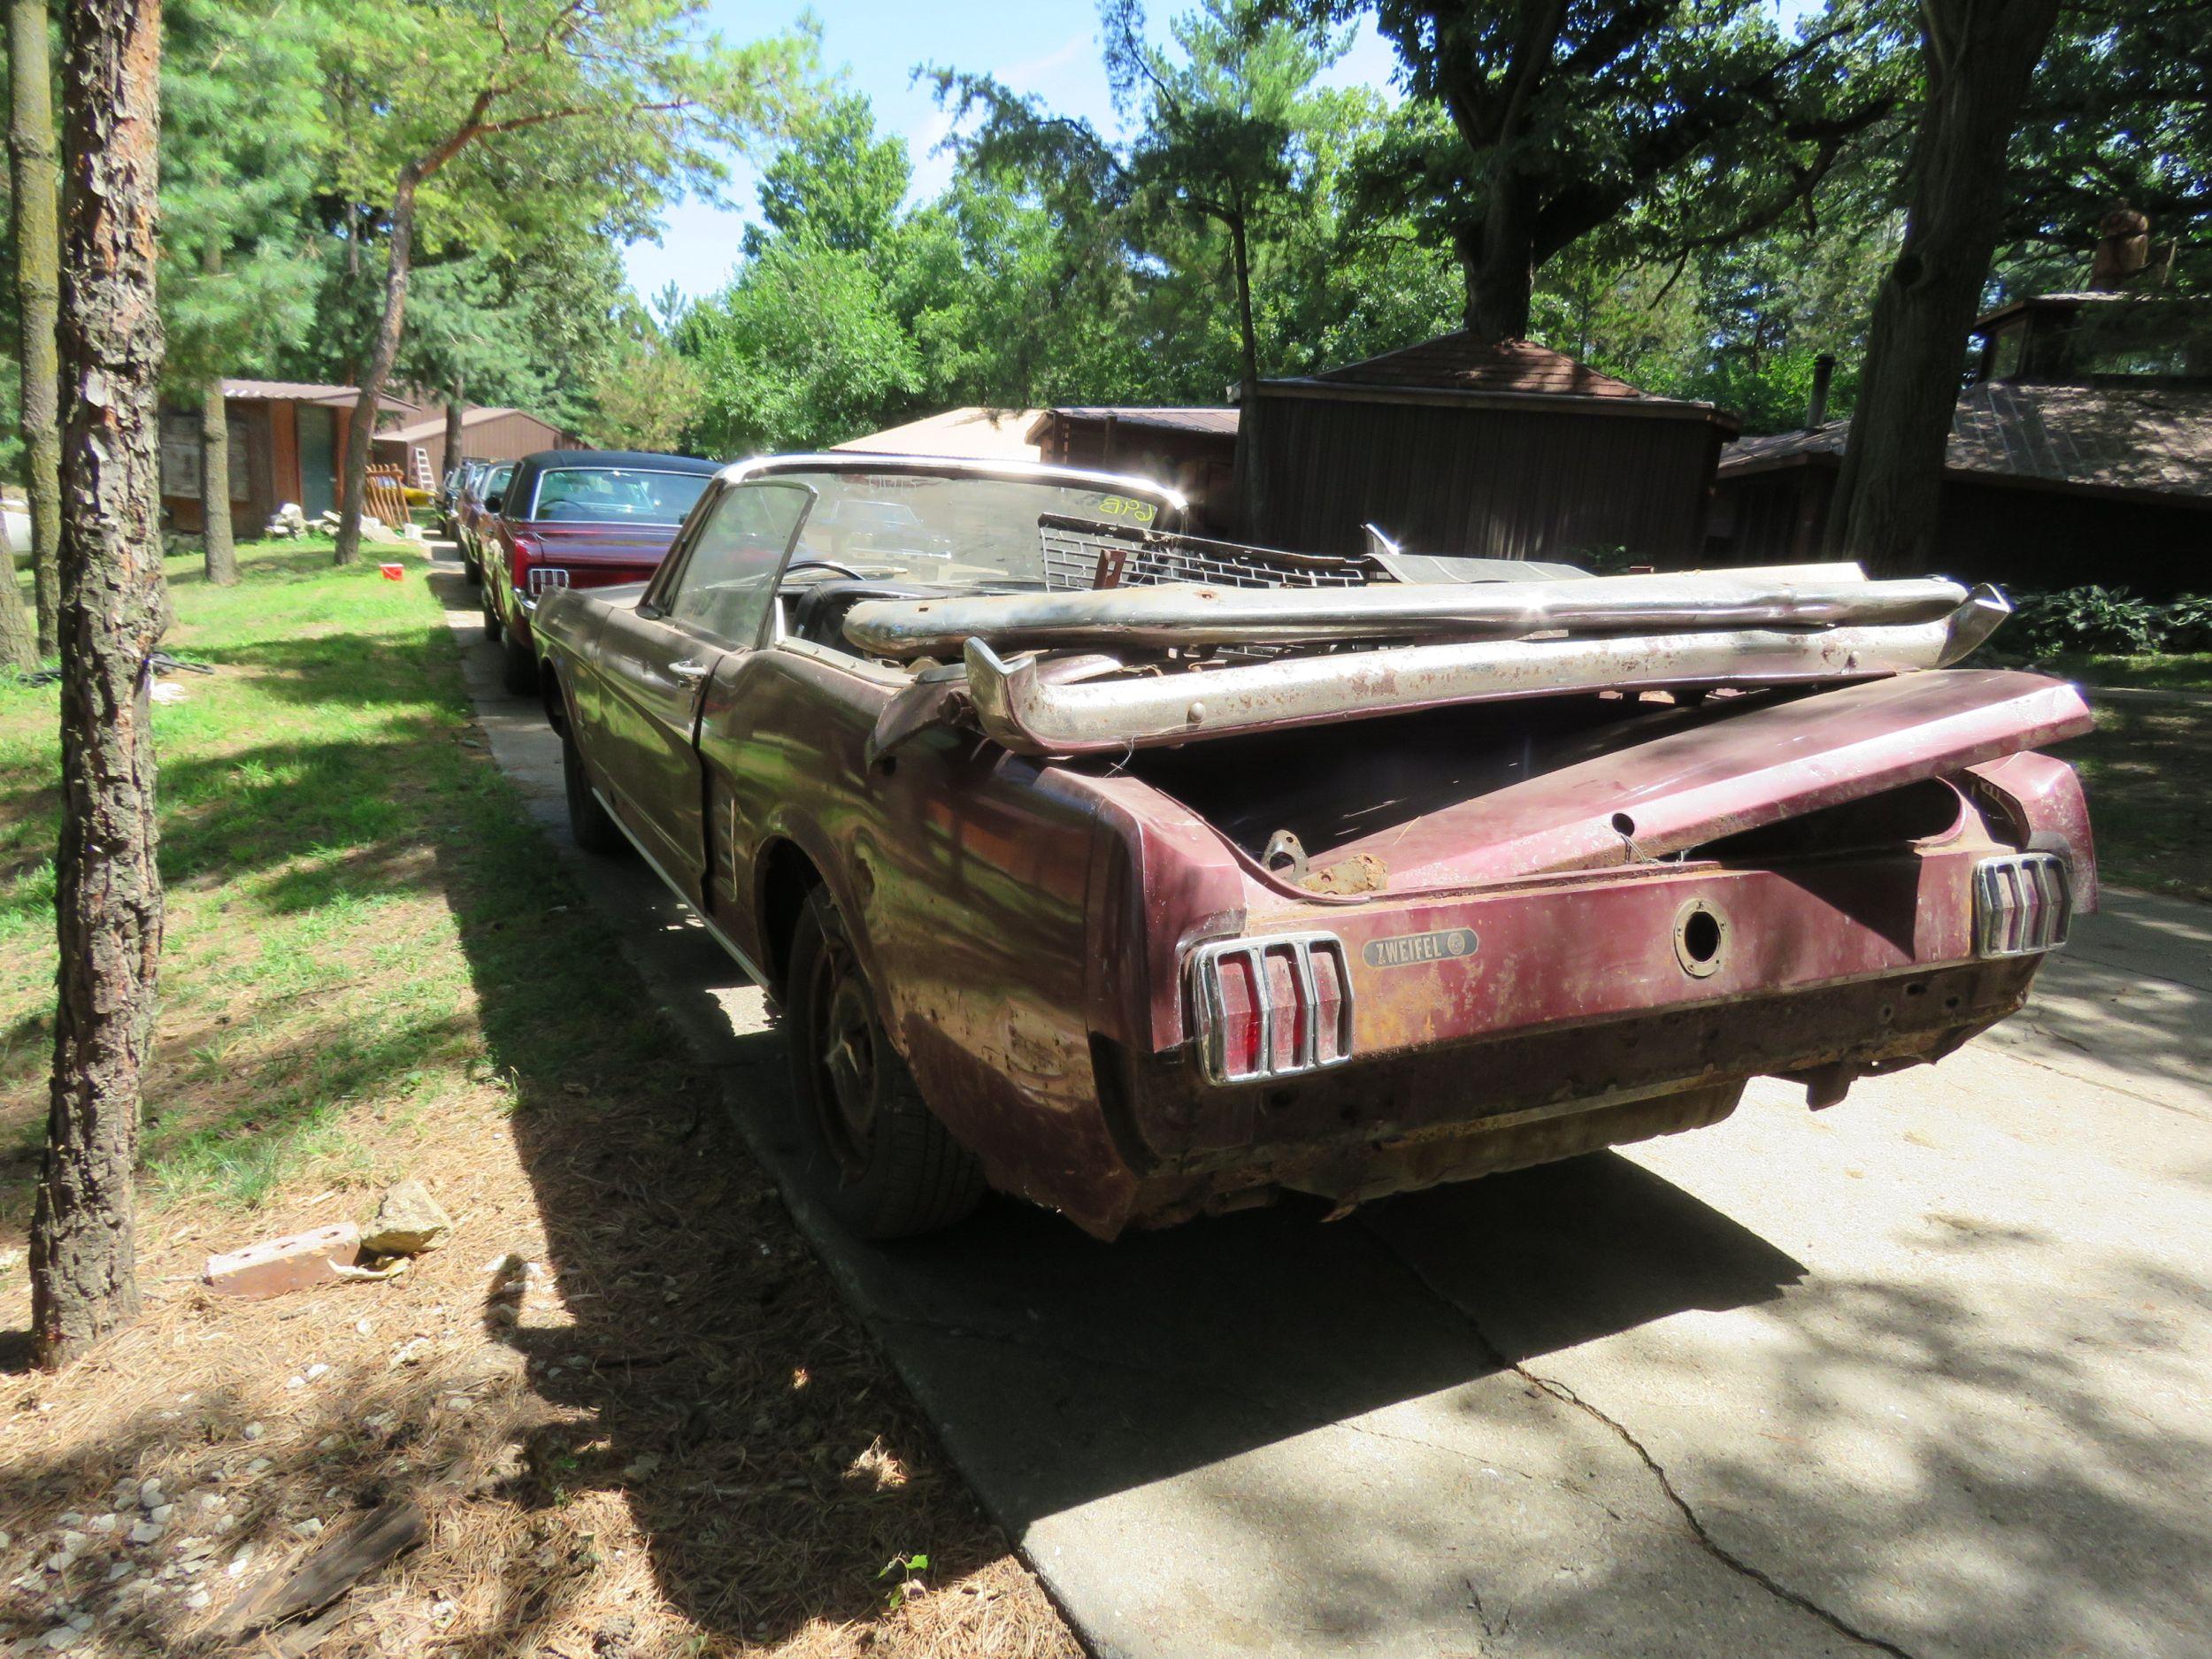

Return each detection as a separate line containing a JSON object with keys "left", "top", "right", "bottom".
{"left": 1359, "top": 1220, "right": 1923, "bottom": 1659}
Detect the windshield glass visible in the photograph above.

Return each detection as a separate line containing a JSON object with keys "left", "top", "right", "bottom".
{"left": 774, "top": 469, "right": 1169, "bottom": 587}
{"left": 528, "top": 465, "right": 711, "bottom": 525}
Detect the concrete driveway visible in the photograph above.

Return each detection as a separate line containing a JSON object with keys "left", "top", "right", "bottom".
{"left": 431, "top": 555, "right": 2212, "bottom": 1659}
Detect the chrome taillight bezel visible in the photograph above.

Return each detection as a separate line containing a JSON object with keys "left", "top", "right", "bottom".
{"left": 1973, "top": 852, "right": 2072, "bottom": 957}
{"left": 1188, "top": 932, "right": 1355, "bottom": 1085}
{"left": 526, "top": 565, "right": 571, "bottom": 596}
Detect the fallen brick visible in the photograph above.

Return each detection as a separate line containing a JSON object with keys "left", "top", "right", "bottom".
{"left": 204, "top": 1224, "right": 362, "bottom": 1300}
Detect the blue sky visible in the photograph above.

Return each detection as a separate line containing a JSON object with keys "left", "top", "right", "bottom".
{"left": 624, "top": 1, "right": 1824, "bottom": 306}
{"left": 621, "top": 0, "right": 1405, "bottom": 303}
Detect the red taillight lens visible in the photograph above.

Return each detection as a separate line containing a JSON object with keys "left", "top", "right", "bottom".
{"left": 1191, "top": 933, "right": 1354, "bottom": 1084}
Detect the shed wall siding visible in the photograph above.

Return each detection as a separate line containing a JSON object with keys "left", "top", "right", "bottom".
{"left": 1237, "top": 393, "right": 1720, "bottom": 561}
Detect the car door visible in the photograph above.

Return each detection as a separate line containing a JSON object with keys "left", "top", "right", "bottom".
{"left": 588, "top": 479, "right": 815, "bottom": 894}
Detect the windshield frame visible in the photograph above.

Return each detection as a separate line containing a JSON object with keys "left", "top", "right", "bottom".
{"left": 641, "top": 453, "right": 1187, "bottom": 620}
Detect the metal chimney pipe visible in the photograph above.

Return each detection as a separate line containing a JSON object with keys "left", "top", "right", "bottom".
{"left": 1807, "top": 354, "right": 1837, "bottom": 430}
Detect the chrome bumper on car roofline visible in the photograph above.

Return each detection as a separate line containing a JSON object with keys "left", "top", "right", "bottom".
{"left": 964, "top": 589, "right": 2013, "bottom": 757}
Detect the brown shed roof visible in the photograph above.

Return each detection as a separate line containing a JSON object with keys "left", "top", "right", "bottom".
{"left": 1038, "top": 406, "right": 1241, "bottom": 437}
{"left": 1719, "top": 380, "right": 2212, "bottom": 502}
{"left": 219, "top": 378, "right": 368, "bottom": 406}
{"left": 1314, "top": 334, "right": 1649, "bottom": 399}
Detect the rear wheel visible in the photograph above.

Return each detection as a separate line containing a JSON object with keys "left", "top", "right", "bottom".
{"left": 787, "top": 887, "right": 986, "bottom": 1240}
{"left": 562, "top": 730, "right": 626, "bottom": 856}
{"left": 501, "top": 626, "right": 537, "bottom": 696}
{"left": 481, "top": 584, "right": 503, "bottom": 644}
{"left": 462, "top": 551, "right": 482, "bottom": 586}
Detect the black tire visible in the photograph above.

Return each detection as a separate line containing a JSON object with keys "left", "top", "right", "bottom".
{"left": 463, "top": 553, "right": 482, "bottom": 586}
{"left": 482, "top": 584, "right": 503, "bottom": 645}
{"left": 786, "top": 887, "right": 986, "bottom": 1240}
{"left": 501, "top": 627, "right": 538, "bottom": 696}
{"left": 562, "top": 730, "right": 626, "bottom": 856}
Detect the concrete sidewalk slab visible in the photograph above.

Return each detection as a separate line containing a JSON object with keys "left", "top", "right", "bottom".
{"left": 431, "top": 557, "right": 2212, "bottom": 1659}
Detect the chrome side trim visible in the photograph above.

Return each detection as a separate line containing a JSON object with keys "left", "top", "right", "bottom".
{"left": 964, "top": 593, "right": 2010, "bottom": 757}
{"left": 590, "top": 786, "right": 768, "bottom": 987}
{"left": 1973, "top": 852, "right": 2073, "bottom": 957}
{"left": 845, "top": 572, "right": 1971, "bottom": 658}
{"left": 1188, "top": 933, "right": 1354, "bottom": 1085}
{"left": 708, "top": 450, "right": 1189, "bottom": 518}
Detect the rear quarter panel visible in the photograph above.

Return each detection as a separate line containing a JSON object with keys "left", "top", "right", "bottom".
{"left": 701, "top": 645, "right": 1141, "bottom": 1222}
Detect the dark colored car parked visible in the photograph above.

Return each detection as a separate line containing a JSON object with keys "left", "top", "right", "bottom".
{"left": 481, "top": 449, "right": 721, "bottom": 695}
{"left": 455, "top": 460, "right": 514, "bottom": 587}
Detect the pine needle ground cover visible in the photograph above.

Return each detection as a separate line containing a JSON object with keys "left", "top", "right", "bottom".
{"left": 0, "top": 544, "right": 1074, "bottom": 1658}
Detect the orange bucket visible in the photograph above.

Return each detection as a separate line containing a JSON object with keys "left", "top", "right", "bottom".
{"left": 378, "top": 563, "right": 404, "bottom": 581}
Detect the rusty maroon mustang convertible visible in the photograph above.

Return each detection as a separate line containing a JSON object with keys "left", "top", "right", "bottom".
{"left": 531, "top": 454, "right": 2093, "bottom": 1240}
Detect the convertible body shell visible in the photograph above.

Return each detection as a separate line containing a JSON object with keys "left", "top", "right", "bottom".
{"left": 533, "top": 455, "right": 2095, "bottom": 1239}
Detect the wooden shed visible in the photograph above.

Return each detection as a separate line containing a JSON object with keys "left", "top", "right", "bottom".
{"left": 159, "top": 380, "right": 417, "bottom": 535}
{"left": 373, "top": 405, "right": 581, "bottom": 485}
{"left": 1235, "top": 336, "right": 1739, "bottom": 562}
{"left": 1029, "top": 407, "right": 1240, "bottom": 532}
{"left": 1709, "top": 294, "right": 2212, "bottom": 594}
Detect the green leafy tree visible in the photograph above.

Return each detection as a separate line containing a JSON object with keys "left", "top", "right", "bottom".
{"left": 158, "top": 0, "right": 326, "bottom": 582}
{"left": 317, "top": 0, "right": 808, "bottom": 565}
{"left": 1294, "top": 0, "right": 1901, "bottom": 342}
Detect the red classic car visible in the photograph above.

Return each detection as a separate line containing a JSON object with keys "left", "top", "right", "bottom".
{"left": 481, "top": 449, "right": 722, "bottom": 695}
{"left": 531, "top": 454, "right": 2093, "bottom": 1241}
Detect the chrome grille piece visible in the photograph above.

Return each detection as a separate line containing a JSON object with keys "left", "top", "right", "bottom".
{"left": 1188, "top": 932, "right": 1355, "bottom": 1085}
{"left": 1973, "top": 853, "right": 2073, "bottom": 957}
{"left": 1041, "top": 516, "right": 1377, "bottom": 593}
{"left": 527, "top": 566, "right": 571, "bottom": 595}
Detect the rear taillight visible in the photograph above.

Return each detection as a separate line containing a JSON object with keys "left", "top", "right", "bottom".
{"left": 1189, "top": 933, "right": 1354, "bottom": 1084}
{"left": 1973, "top": 852, "right": 2072, "bottom": 956}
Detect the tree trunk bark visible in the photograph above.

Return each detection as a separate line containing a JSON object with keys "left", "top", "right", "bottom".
{"left": 9, "top": 0, "right": 64, "bottom": 657}
{"left": 1459, "top": 168, "right": 1537, "bottom": 342}
{"left": 0, "top": 503, "right": 35, "bottom": 670}
{"left": 199, "top": 375, "right": 235, "bottom": 585}
{"left": 334, "top": 173, "right": 418, "bottom": 567}
{"left": 1228, "top": 211, "right": 1259, "bottom": 406}
{"left": 1824, "top": 0, "right": 2061, "bottom": 575}
{"left": 33, "top": 0, "right": 166, "bottom": 1371}
{"left": 442, "top": 373, "right": 465, "bottom": 483}
{"left": 198, "top": 238, "right": 234, "bottom": 585}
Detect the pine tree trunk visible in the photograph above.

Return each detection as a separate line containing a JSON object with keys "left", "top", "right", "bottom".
{"left": 32, "top": 0, "right": 166, "bottom": 1371}
{"left": 199, "top": 375, "right": 235, "bottom": 585}
{"left": 1824, "top": 0, "right": 2061, "bottom": 575}
{"left": 334, "top": 175, "right": 418, "bottom": 567}
{"left": 8, "top": 0, "right": 64, "bottom": 657}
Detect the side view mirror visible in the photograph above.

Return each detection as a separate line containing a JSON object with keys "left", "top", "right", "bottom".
{"left": 484, "top": 494, "right": 503, "bottom": 512}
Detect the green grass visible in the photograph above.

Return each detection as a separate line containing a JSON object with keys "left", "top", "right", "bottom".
{"left": 0, "top": 538, "right": 672, "bottom": 1219}
{"left": 2055, "top": 700, "right": 2212, "bottom": 903}
{"left": 2039, "top": 652, "right": 2212, "bottom": 693}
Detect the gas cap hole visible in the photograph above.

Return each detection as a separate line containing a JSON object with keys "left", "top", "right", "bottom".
{"left": 1682, "top": 910, "right": 1722, "bottom": 964}
{"left": 1611, "top": 812, "right": 1636, "bottom": 838}
{"left": 1672, "top": 900, "right": 1729, "bottom": 979}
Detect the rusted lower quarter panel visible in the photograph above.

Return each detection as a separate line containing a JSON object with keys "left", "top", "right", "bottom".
{"left": 696, "top": 645, "right": 1141, "bottom": 1231}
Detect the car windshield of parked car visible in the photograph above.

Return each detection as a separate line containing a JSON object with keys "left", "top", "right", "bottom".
{"left": 528, "top": 466, "right": 711, "bottom": 525}
{"left": 778, "top": 470, "right": 1169, "bottom": 588}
